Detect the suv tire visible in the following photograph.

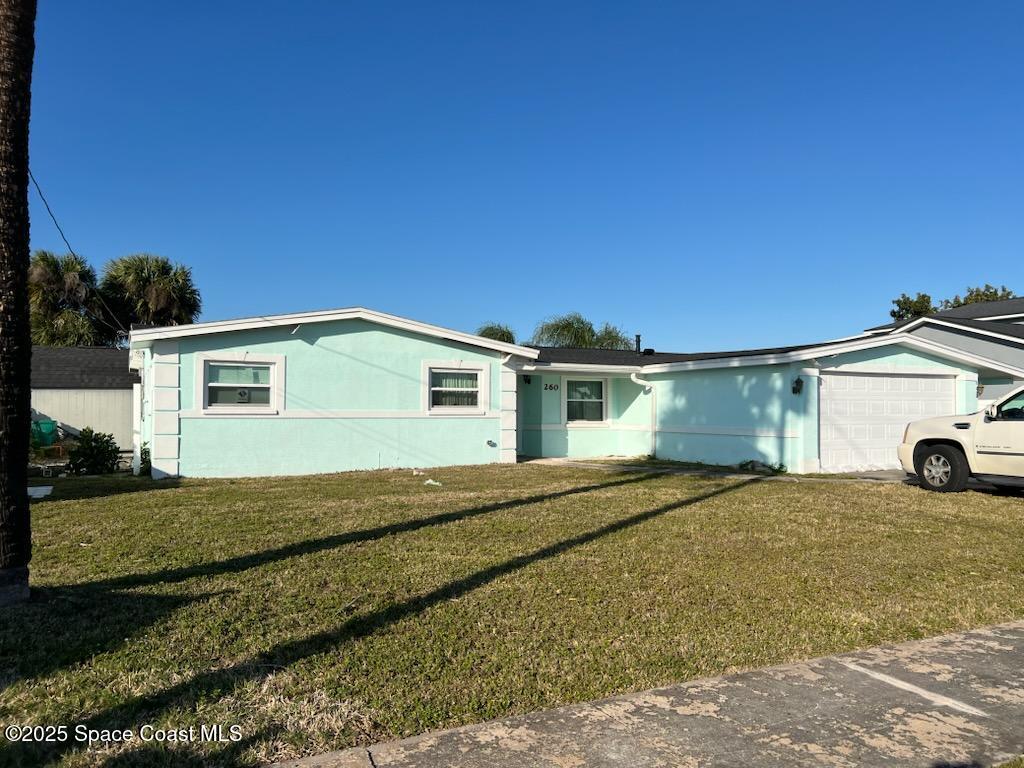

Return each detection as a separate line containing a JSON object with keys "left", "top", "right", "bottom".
{"left": 914, "top": 444, "right": 969, "bottom": 493}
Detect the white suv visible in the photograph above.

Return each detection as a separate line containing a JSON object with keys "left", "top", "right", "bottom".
{"left": 898, "top": 385, "right": 1024, "bottom": 493}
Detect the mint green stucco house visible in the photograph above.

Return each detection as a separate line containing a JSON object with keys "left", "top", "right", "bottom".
{"left": 128, "top": 300, "right": 1024, "bottom": 478}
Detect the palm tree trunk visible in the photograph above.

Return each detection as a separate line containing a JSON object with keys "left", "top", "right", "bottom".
{"left": 0, "top": 0, "right": 36, "bottom": 606}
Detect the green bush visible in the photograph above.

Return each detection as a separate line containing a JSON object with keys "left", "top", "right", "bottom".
{"left": 69, "top": 428, "right": 120, "bottom": 475}
{"left": 139, "top": 442, "right": 152, "bottom": 477}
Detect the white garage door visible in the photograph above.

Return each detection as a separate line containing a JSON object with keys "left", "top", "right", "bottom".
{"left": 819, "top": 373, "right": 956, "bottom": 472}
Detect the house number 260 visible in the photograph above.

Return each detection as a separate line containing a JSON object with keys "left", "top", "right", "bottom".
{"left": 544, "top": 383, "right": 559, "bottom": 391}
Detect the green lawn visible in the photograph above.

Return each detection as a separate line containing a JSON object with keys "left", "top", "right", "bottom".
{"left": 2, "top": 465, "right": 1023, "bottom": 767}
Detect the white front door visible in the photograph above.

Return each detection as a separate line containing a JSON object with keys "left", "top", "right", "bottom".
{"left": 819, "top": 372, "right": 956, "bottom": 471}
{"left": 973, "top": 389, "right": 1024, "bottom": 477}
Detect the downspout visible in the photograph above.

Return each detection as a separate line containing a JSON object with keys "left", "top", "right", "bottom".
{"left": 630, "top": 372, "right": 657, "bottom": 457}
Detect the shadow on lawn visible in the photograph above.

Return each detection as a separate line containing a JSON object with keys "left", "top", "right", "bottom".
{"left": 29, "top": 476, "right": 182, "bottom": 504}
{"left": 1, "top": 473, "right": 659, "bottom": 696}
{"left": 88, "top": 471, "right": 660, "bottom": 591}
{"left": 2, "top": 474, "right": 755, "bottom": 767}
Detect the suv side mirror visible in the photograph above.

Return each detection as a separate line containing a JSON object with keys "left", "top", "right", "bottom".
{"left": 986, "top": 404, "right": 999, "bottom": 420}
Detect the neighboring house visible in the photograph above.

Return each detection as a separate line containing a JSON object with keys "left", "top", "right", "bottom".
{"left": 128, "top": 300, "right": 1024, "bottom": 478}
{"left": 32, "top": 346, "right": 139, "bottom": 450}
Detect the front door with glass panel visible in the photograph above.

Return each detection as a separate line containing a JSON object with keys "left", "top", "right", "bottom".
{"left": 973, "top": 390, "right": 1024, "bottom": 476}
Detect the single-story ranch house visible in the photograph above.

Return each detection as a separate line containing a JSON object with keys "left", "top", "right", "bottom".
{"left": 128, "top": 299, "right": 1024, "bottom": 479}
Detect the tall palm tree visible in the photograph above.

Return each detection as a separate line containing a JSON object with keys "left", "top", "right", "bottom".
{"left": 531, "top": 312, "right": 633, "bottom": 350}
{"left": 475, "top": 322, "right": 516, "bottom": 344}
{"left": 99, "top": 253, "right": 201, "bottom": 329}
{"left": 0, "top": 0, "right": 37, "bottom": 606}
{"left": 28, "top": 250, "right": 112, "bottom": 345}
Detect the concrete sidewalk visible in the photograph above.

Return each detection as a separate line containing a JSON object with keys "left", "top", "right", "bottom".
{"left": 274, "top": 621, "right": 1024, "bottom": 768}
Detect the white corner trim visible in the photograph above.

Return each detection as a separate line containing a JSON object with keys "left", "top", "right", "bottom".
{"left": 129, "top": 306, "right": 539, "bottom": 359}
{"left": 194, "top": 352, "right": 286, "bottom": 415}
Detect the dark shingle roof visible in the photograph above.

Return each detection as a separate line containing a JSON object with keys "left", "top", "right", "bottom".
{"left": 866, "top": 297, "right": 1024, "bottom": 332}
{"left": 931, "top": 297, "right": 1024, "bottom": 320}
{"left": 530, "top": 342, "right": 825, "bottom": 367}
{"left": 32, "top": 346, "right": 138, "bottom": 389}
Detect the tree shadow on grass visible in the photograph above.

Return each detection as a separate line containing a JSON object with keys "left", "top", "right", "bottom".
{"left": 29, "top": 476, "right": 182, "bottom": 504}
{"left": 1, "top": 476, "right": 759, "bottom": 767}
{"left": 87, "top": 472, "right": 660, "bottom": 591}
{"left": 1, "top": 473, "right": 659, "bottom": 697}
{"left": 0, "top": 586, "right": 219, "bottom": 695}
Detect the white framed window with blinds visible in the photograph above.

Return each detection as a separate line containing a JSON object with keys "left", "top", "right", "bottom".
{"left": 565, "top": 378, "right": 606, "bottom": 423}
{"left": 196, "top": 353, "right": 285, "bottom": 415}
{"left": 423, "top": 362, "right": 489, "bottom": 414}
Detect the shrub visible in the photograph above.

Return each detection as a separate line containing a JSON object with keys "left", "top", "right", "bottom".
{"left": 139, "top": 442, "right": 152, "bottom": 477}
{"left": 69, "top": 428, "right": 120, "bottom": 475}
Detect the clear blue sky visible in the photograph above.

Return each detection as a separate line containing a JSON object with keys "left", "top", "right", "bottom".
{"left": 28, "top": 2, "right": 1023, "bottom": 352}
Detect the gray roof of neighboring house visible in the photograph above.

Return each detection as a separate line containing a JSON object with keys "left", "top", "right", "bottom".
{"left": 930, "top": 297, "right": 1024, "bottom": 320}
{"left": 530, "top": 342, "right": 825, "bottom": 367}
{"left": 922, "top": 316, "right": 1024, "bottom": 343}
{"left": 32, "top": 346, "right": 139, "bottom": 390}
{"left": 866, "top": 297, "right": 1024, "bottom": 332}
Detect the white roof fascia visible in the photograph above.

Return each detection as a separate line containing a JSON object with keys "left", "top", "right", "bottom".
{"left": 897, "top": 316, "right": 1024, "bottom": 346}
{"left": 128, "top": 306, "right": 539, "bottom": 359}
{"left": 639, "top": 333, "right": 1024, "bottom": 378}
{"left": 518, "top": 362, "right": 643, "bottom": 374}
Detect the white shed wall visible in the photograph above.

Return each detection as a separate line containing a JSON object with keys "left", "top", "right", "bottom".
{"left": 31, "top": 388, "right": 134, "bottom": 449}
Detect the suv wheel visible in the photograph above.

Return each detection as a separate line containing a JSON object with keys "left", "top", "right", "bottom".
{"left": 915, "top": 445, "right": 969, "bottom": 493}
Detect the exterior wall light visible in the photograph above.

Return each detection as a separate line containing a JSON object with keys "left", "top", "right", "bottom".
{"left": 792, "top": 377, "right": 804, "bottom": 395}
{"left": 524, "top": 375, "right": 532, "bottom": 384}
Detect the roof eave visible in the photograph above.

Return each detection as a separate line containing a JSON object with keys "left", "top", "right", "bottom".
{"left": 128, "top": 307, "right": 540, "bottom": 360}
{"left": 638, "top": 333, "right": 1024, "bottom": 378}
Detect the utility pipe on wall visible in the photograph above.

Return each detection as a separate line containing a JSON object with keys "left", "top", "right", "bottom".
{"left": 629, "top": 373, "right": 657, "bottom": 456}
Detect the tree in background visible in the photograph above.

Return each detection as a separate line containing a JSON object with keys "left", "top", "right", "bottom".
{"left": 890, "top": 292, "right": 936, "bottom": 321}
{"left": 475, "top": 322, "right": 515, "bottom": 344}
{"left": 531, "top": 312, "right": 632, "bottom": 349}
{"left": 594, "top": 322, "right": 632, "bottom": 349}
{"left": 99, "top": 253, "right": 201, "bottom": 331}
{"left": 890, "top": 285, "right": 1016, "bottom": 322}
{"left": 27, "top": 252, "right": 200, "bottom": 345}
{"left": 28, "top": 250, "right": 110, "bottom": 345}
{"left": 940, "top": 284, "right": 1015, "bottom": 310}
{"left": 0, "top": 0, "right": 37, "bottom": 606}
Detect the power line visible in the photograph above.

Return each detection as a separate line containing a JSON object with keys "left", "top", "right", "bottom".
{"left": 28, "top": 168, "right": 128, "bottom": 334}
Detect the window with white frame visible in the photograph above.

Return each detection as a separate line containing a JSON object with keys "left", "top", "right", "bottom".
{"left": 429, "top": 369, "right": 480, "bottom": 409}
{"left": 566, "top": 379, "right": 605, "bottom": 422}
{"left": 205, "top": 362, "right": 273, "bottom": 408}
